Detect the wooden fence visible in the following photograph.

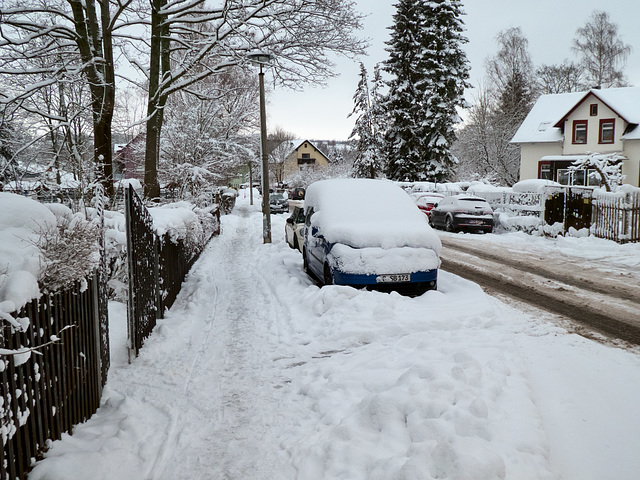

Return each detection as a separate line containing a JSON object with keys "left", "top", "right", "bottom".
{"left": 0, "top": 273, "right": 108, "bottom": 480}
{"left": 592, "top": 191, "right": 640, "bottom": 243}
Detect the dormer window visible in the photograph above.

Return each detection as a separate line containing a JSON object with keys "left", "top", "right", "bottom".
{"left": 572, "top": 120, "right": 588, "bottom": 144}
{"left": 599, "top": 119, "right": 615, "bottom": 143}
{"left": 590, "top": 104, "right": 598, "bottom": 116}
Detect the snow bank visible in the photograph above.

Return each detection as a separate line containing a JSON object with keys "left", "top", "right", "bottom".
{"left": 512, "top": 179, "right": 562, "bottom": 193}
{"left": 0, "top": 193, "right": 57, "bottom": 311}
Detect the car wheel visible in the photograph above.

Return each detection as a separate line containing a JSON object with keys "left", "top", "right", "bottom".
{"left": 429, "top": 215, "right": 436, "bottom": 229}
{"left": 323, "top": 264, "right": 333, "bottom": 286}
{"left": 445, "top": 216, "right": 455, "bottom": 233}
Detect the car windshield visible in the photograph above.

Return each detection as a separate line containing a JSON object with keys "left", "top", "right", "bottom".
{"left": 271, "top": 193, "right": 286, "bottom": 201}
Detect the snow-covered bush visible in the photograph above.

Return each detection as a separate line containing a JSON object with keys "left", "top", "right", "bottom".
{"left": 39, "top": 204, "right": 101, "bottom": 293}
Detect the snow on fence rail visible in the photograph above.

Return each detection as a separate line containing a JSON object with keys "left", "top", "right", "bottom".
{"left": 1, "top": 273, "right": 108, "bottom": 480}
{"left": 592, "top": 190, "right": 640, "bottom": 244}
{"left": 476, "top": 191, "right": 545, "bottom": 217}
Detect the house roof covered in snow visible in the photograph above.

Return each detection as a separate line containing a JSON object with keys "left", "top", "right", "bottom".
{"left": 511, "top": 87, "right": 640, "bottom": 144}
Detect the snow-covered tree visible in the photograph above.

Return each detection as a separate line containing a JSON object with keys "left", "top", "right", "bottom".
{"left": 348, "top": 63, "right": 383, "bottom": 178}
{"left": 383, "top": 0, "right": 470, "bottom": 182}
{"left": 160, "top": 66, "right": 258, "bottom": 198}
{"left": 0, "top": 1, "right": 123, "bottom": 197}
{"left": 573, "top": 11, "right": 631, "bottom": 89}
{"left": 140, "top": 0, "right": 367, "bottom": 198}
{"left": 569, "top": 152, "right": 625, "bottom": 192}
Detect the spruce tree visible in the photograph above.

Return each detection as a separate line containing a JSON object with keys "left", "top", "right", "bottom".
{"left": 349, "top": 63, "right": 383, "bottom": 178}
{"left": 384, "top": 0, "right": 470, "bottom": 182}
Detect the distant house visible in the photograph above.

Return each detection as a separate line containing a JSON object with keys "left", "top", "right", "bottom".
{"left": 282, "top": 139, "right": 331, "bottom": 179}
{"left": 114, "top": 133, "right": 146, "bottom": 182}
{"left": 512, "top": 87, "right": 640, "bottom": 188}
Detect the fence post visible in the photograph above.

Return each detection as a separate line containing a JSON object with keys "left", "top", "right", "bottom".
{"left": 154, "top": 234, "right": 162, "bottom": 320}
{"left": 125, "top": 186, "right": 136, "bottom": 363}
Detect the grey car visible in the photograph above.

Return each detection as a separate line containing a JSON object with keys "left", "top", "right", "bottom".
{"left": 429, "top": 195, "right": 494, "bottom": 233}
{"left": 269, "top": 192, "right": 289, "bottom": 214}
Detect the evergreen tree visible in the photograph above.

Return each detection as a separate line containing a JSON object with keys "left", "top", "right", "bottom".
{"left": 383, "top": 0, "right": 470, "bottom": 182}
{"left": 348, "top": 63, "right": 382, "bottom": 178}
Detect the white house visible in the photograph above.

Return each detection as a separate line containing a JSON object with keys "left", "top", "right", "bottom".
{"left": 512, "top": 87, "right": 640, "bottom": 188}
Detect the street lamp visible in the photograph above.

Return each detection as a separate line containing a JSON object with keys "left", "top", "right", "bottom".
{"left": 248, "top": 51, "right": 272, "bottom": 243}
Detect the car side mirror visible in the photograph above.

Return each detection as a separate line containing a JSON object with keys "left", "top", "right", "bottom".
{"left": 286, "top": 217, "right": 293, "bottom": 224}
{"left": 434, "top": 203, "right": 439, "bottom": 208}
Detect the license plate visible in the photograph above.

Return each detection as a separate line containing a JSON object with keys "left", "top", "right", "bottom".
{"left": 376, "top": 273, "right": 410, "bottom": 283}
{"left": 468, "top": 219, "right": 482, "bottom": 224}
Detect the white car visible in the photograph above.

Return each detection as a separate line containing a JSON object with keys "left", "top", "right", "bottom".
{"left": 303, "top": 179, "right": 441, "bottom": 295}
{"left": 285, "top": 205, "right": 305, "bottom": 252}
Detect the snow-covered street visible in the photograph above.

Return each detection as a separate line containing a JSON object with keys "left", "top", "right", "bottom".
{"left": 30, "top": 194, "right": 640, "bottom": 480}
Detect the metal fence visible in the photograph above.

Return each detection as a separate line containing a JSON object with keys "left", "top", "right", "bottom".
{"left": 125, "top": 185, "right": 220, "bottom": 358}
{"left": 1, "top": 273, "right": 108, "bottom": 480}
{"left": 125, "top": 185, "right": 159, "bottom": 359}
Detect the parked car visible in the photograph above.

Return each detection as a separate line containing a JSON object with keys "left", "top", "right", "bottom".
{"left": 285, "top": 205, "right": 305, "bottom": 252}
{"left": 428, "top": 195, "right": 494, "bottom": 233}
{"left": 269, "top": 192, "right": 289, "bottom": 214}
{"left": 303, "top": 179, "right": 441, "bottom": 295}
{"left": 290, "top": 187, "right": 306, "bottom": 200}
{"left": 414, "top": 193, "right": 445, "bottom": 217}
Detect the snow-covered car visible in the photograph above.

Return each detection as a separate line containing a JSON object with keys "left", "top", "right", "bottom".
{"left": 429, "top": 195, "right": 494, "bottom": 233}
{"left": 302, "top": 179, "right": 441, "bottom": 295}
{"left": 285, "top": 205, "right": 305, "bottom": 252}
{"left": 414, "top": 193, "right": 445, "bottom": 217}
{"left": 269, "top": 192, "right": 289, "bottom": 214}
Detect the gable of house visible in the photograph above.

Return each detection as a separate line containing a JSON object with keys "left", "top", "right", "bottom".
{"left": 115, "top": 133, "right": 146, "bottom": 181}
{"left": 512, "top": 87, "right": 640, "bottom": 188}
{"left": 283, "top": 139, "right": 331, "bottom": 179}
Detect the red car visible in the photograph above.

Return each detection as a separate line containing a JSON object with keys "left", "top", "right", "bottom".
{"left": 414, "top": 193, "right": 445, "bottom": 217}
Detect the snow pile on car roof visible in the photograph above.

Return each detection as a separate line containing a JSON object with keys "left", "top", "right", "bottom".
{"left": 305, "top": 179, "right": 441, "bottom": 252}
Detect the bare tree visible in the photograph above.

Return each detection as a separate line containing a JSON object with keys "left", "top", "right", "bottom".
{"left": 465, "top": 27, "right": 535, "bottom": 185}
{"left": 572, "top": 10, "right": 632, "bottom": 89}
{"left": 266, "top": 126, "right": 296, "bottom": 185}
{"left": 536, "top": 61, "right": 584, "bottom": 94}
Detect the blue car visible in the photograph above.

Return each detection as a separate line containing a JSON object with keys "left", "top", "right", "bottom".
{"left": 302, "top": 179, "right": 441, "bottom": 296}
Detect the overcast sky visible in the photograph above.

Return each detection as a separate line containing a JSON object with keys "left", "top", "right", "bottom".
{"left": 267, "top": 0, "right": 640, "bottom": 141}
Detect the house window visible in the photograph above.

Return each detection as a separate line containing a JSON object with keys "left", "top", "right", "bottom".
{"left": 539, "top": 162, "right": 552, "bottom": 180}
{"left": 587, "top": 169, "right": 601, "bottom": 186}
{"left": 599, "top": 118, "right": 615, "bottom": 144}
{"left": 590, "top": 104, "right": 598, "bottom": 116}
{"left": 572, "top": 120, "right": 588, "bottom": 144}
{"left": 557, "top": 169, "right": 571, "bottom": 185}
{"left": 301, "top": 153, "right": 310, "bottom": 159}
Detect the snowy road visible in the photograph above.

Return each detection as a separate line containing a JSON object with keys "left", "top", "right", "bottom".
{"left": 30, "top": 195, "right": 640, "bottom": 480}
{"left": 438, "top": 233, "right": 640, "bottom": 343}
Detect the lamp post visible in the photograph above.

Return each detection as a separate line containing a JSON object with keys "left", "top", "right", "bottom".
{"left": 249, "top": 51, "right": 272, "bottom": 243}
